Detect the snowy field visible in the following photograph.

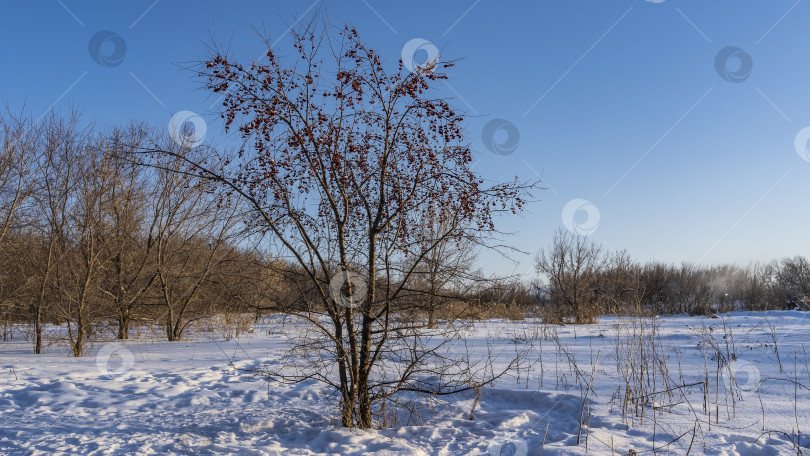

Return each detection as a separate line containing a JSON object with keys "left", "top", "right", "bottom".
{"left": 2, "top": 312, "right": 810, "bottom": 455}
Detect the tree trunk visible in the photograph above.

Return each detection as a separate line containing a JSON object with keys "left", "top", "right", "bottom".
{"left": 333, "top": 317, "right": 354, "bottom": 427}
{"left": 341, "top": 396, "right": 354, "bottom": 427}
{"left": 357, "top": 380, "right": 371, "bottom": 428}
{"left": 34, "top": 240, "right": 54, "bottom": 354}
{"left": 72, "top": 316, "right": 85, "bottom": 357}
{"left": 357, "top": 246, "right": 376, "bottom": 429}
{"left": 35, "top": 305, "right": 43, "bottom": 354}
{"left": 357, "top": 312, "right": 373, "bottom": 429}
{"left": 166, "top": 307, "right": 176, "bottom": 341}
{"left": 117, "top": 307, "right": 130, "bottom": 339}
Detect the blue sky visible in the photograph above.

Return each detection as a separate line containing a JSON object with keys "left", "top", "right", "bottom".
{"left": 2, "top": 0, "right": 808, "bottom": 278}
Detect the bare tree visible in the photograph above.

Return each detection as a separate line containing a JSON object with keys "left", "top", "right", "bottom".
{"left": 57, "top": 134, "right": 114, "bottom": 357}
{"left": 737, "top": 262, "right": 773, "bottom": 311}
{"left": 149, "top": 148, "right": 241, "bottom": 342}
{"left": 536, "top": 229, "right": 604, "bottom": 324}
{"left": 774, "top": 255, "right": 810, "bottom": 307}
{"left": 97, "top": 124, "right": 158, "bottom": 339}
{"left": 672, "top": 263, "right": 713, "bottom": 315}
{"left": 597, "top": 249, "right": 643, "bottom": 315}
{"left": 0, "top": 109, "right": 39, "bottom": 338}
{"left": 639, "top": 262, "right": 678, "bottom": 314}
{"left": 402, "top": 207, "right": 478, "bottom": 327}
{"left": 26, "top": 112, "right": 86, "bottom": 353}
{"left": 148, "top": 16, "right": 534, "bottom": 428}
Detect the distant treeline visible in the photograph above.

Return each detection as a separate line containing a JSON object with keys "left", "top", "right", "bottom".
{"left": 534, "top": 229, "right": 810, "bottom": 324}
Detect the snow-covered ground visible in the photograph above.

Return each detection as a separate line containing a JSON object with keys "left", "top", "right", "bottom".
{"left": 1, "top": 312, "right": 809, "bottom": 455}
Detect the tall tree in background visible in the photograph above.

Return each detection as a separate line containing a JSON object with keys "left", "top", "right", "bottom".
{"left": 153, "top": 16, "right": 534, "bottom": 428}
{"left": 0, "top": 109, "right": 38, "bottom": 340}
{"left": 29, "top": 112, "right": 85, "bottom": 354}
{"left": 99, "top": 124, "right": 157, "bottom": 340}
{"left": 405, "top": 207, "right": 478, "bottom": 327}
{"left": 150, "top": 147, "right": 241, "bottom": 342}
{"left": 536, "top": 229, "right": 604, "bottom": 324}
{"left": 58, "top": 133, "right": 114, "bottom": 357}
